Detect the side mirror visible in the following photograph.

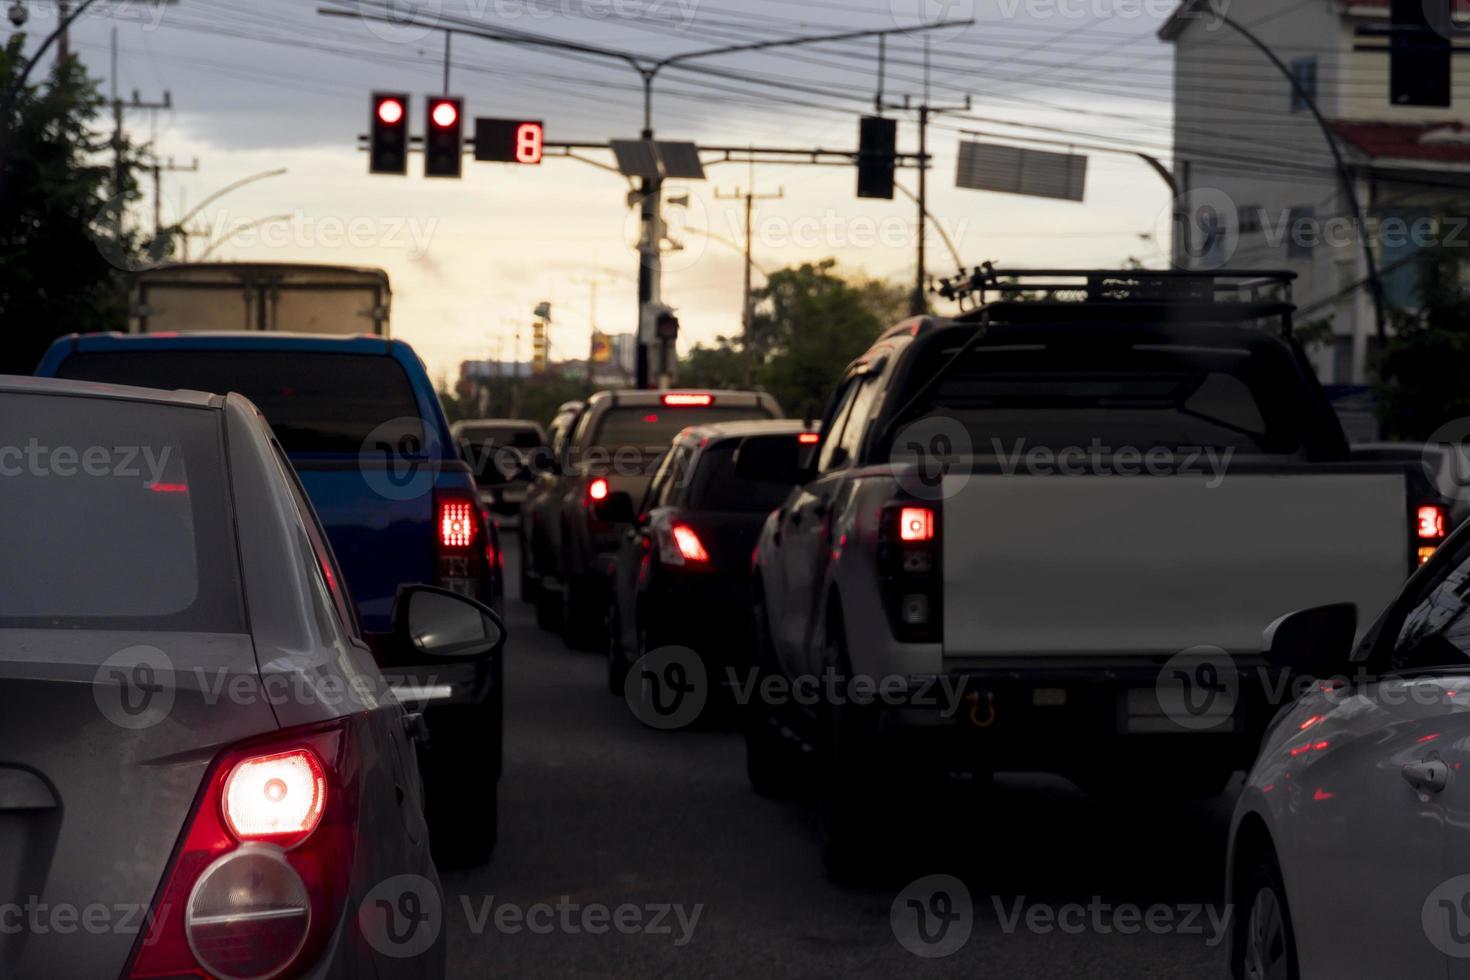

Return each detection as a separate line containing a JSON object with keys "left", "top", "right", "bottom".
{"left": 593, "top": 490, "right": 637, "bottom": 525}
{"left": 394, "top": 585, "right": 506, "bottom": 660}
{"left": 1262, "top": 603, "right": 1357, "bottom": 676}
{"left": 735, "top": 436, "right": 810, "bottom": 484}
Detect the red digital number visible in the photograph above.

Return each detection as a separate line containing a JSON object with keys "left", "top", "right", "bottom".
{"left": 516, "top": 122, "right": 544, "bottom": 164}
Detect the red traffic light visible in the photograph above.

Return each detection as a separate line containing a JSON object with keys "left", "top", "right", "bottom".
{"left": 431, "top": 100, "right": 459, "bottom": 129}
{"left": 376, "top": 97, "right": 404, "bottom": 126}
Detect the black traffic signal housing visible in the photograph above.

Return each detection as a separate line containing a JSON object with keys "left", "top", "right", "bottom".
{"left": 857, "top": 115, "right": 898, "bottom": 200}
{"left": 370, "top": 92, "right": 409, "bottom": 175}
{"left": 655, "top": 310, "right": 680, "bottom": 342}
{"left": 425, "top": 96, "right": 464, "bottom": 178}
{"left": 1390, "top": 0, "right": 1451, "bottom": 107}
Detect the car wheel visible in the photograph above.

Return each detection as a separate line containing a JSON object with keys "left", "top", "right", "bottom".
{"left": 518, "top": 528, "right": 538, "bottom": 604}
{"left": 1236, "top": 852, "right": 1298, "bottom": 980}
{"left": 816, "top": 606, "right": 895, "bottom": 882}
{"left": 745, "top": 594, "right": 804, "bottom": 798}
{"left": 606, "top": 598, "right": 629, "bottom": 694}
{"left": 562, "top": 576, "right": 603, "bottom": 651}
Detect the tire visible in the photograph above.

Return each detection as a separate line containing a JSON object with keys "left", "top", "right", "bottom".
{"left": 816, "top": 604, "right": 895, "bottom": 881}
{"left": 535, "top": 581, "right": 562, "bottom": 632}
{"left": 744, "top": 594, "right": 804, "bottom": 798}
{"left": 562, "top": 576, "right": 604, "bottom": 651}
{"left": 1235, "top": 851, "right": 1298, "bottom": 980}
{"left": 518, "top": 527, "right": 538, "bottom": 605}
{"left": 606, "top": 598, "right": 629, "bottom": 694}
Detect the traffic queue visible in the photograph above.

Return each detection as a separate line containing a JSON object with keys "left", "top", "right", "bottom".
{"left": 5, "top": 267, "right": 1469, "bottom": 979}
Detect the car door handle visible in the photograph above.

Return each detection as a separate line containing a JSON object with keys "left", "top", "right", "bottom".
{"left": 1403, "top": 759, "right": 1451, "bottom": 795}
{"left": 402, "top": 711, "right": 429, "bottom": 746}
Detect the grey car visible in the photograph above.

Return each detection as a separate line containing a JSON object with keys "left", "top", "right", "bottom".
{"left": 0, "top": 377, "right": 505, "bottom": 980}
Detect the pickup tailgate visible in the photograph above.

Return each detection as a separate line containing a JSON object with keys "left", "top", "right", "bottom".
{"left": 942, "top": 472, "right": 1409, "bottom": 658}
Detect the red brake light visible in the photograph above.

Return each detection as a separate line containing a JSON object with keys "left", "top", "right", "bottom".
{"left": 439, "top": 498, "right": 476, "bottom": 548}
{"left": 899, "top": 506, "right": 935, "bottom": 542}
{"left": 671, "top": 524, "right": 710, "bottom": 563}
{"left": 589, "top": 477, "right": 610, "bottom": 502}
{"left": 148, "top": 482, "right": 189, "bottom": 493}
{"left": 798, "top": 432, "right": 820, "bottom": 445}
{"left": 662, "top": 392, "right": 713, "bottom": 407}
{"left": 1418, "top": 504, "right": 1447, "bottom": 541}
{"left": 223, "top": 748, "right": 327, "bottom": 843}
{"left": 126, "top": 724, "right": 356, "bottom": 980}
{"left": 376, "top": 97, "right": 404, "bottom": 125}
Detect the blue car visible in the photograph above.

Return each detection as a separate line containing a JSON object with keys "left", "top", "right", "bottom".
{"left": 37, "top": 332, "right": 505, "bottom": 864}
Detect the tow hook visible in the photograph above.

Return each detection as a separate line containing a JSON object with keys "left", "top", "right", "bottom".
{"left": 964, "top": 691, "right": 997, "bottom": 729}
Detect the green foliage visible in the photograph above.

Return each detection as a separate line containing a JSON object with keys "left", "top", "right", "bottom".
{"left": 0, "top": 38, "right": 164, "bottom": 374}
{"left": 1376, "top": 244, "right": 1470, "bottom": 439}
{"left": 680, "top": 261, "right": 903, "bottom": 416}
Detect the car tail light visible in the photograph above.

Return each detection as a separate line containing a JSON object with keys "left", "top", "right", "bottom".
{"left": 653, "top": 517, "right": 712, "bottom": 571}
{"left": 662, "top": 392, "right": 713, "bottom": 407}
{"left": 588, "top": 477, "right": 610, "bottom": 502}
{"left": 435, "top": 488, "right": 485, "bottom": 598}
{"left": 223, "top": 749, "right": 326, "bottom": 844}
{"left": 797, "top": 432, "right": 820, "bottom": 445}
{"left": 125, "top": 722, "right": 357, "bottom": 980}
{"left": 898, "top": 506, "right": 934, "bottom": 542}
{"left": 1413, "top": 503, "right": 1450, "bottom": 567}
{"left": 878, "top": 501, "right": 942, "bottom": 642}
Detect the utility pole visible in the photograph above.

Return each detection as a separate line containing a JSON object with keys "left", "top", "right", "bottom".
{"left": 716, "top": 173, "right": 782, "bottom": 387}
{"left": 148, "top": 155, "right": 199, "bottom": 238}
{"left": 878, "top": 38, "right": 970, "bottom": 316}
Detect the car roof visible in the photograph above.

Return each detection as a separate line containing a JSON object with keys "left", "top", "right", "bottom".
{"left": 674, "top": 419, "right": 807, "bottom": 446}
{"left": 51, "top": 332, "right": 399, "bottom": 356}
{"left": 0, "top": 373, "right": 220, "bottom": 409}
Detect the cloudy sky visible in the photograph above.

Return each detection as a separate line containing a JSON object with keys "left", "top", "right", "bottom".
{"left": 18, "top": 0, "right": 1185, "bottom": 382}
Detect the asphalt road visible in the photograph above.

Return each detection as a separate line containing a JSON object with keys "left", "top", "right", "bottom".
{"left": 442, "top": 539, "right": 1239, "bottom": 979}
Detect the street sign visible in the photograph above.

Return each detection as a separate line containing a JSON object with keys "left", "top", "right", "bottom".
{"left": 475, "top": 118, "right": 545, "bottom": 164}
{"left": 609, "top": 140, "right": 705, "bottom": 179}
{"left": 956, "top": 140, "right": 1087, "bottom": 203}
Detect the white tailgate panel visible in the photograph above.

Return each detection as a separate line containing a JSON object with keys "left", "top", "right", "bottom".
{"left": 942, "top": 474, "right": 1408, "bottom": 658}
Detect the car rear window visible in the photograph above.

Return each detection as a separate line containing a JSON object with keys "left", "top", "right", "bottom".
{"left": 54, "top": 350, "right": 423, "bottom": 454}
{"left": 592, "top": 405, "right": 773, "bottom": 452}
{"left": 457, "top": 425, "right": 544, "bottom": 450}
{"left": 688, "top": 439, "right": 799, "bottom": 513}
{"left": 0, "top": 393, "right": 244, "bottom": 630}
{"left": 891, "top": 341, "right": 1304, "bottom": 457}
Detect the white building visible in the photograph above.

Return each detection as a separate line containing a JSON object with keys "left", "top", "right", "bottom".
{"left": 1161, "top": 0, "right": 1470, "bottom": 384}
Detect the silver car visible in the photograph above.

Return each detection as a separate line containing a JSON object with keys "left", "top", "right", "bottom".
{"left": 1228, "top": 518, "right": 1470, "bottom": 979}
{"left": 0, "top": 377, "right": 505, "bottom": 979}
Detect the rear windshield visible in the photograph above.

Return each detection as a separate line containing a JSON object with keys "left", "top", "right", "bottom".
{"left": 458, "top": 425, "right": 544, "bottom": 449}
{"left": 592, "top": 405, "right": 774, "bottom": 453}
{"left": 889, "top": 342, "right": 1305, "bottom": 457}
{"left": 54, "top": 350, "right": 423, "bottom": 454}
{"left": 0, "top": 393, "right": 244, "bottom": 630}
{"left": 689, "top": 439, "right": 800, "bottom": 513}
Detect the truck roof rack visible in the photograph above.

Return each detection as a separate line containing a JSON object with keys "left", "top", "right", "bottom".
{"left": 934, "top": 263, "right": 1299, "bottom": 337}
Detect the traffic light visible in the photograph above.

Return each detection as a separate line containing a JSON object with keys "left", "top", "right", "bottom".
{"left": 369, "top": 92, "right": 409, "bottom": 175}
{"left": 654, "top": 309, "right": 680, "bottom": 342}
{"left": 1390, "top": 0, "right": 1450, "bottom": 107}
{"left": 425, "top": 96, "right": 464, "bottom": 178}
{"left": 857, "top": 115, "right": 897, "bottom": 200}
{"left": 475, "top": 118, "right": 545, "bottom": 164}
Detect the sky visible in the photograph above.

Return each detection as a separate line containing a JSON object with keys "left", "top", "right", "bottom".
{"left": 16, "top": 0, "right": 1188, "bottom": 383}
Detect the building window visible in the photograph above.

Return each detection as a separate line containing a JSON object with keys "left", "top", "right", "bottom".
{"left": 1290, "top": 58, "right": 1318, "bottom": 112}
{"left": 1287, "top": 206, "right": 1316, "bottom": 259}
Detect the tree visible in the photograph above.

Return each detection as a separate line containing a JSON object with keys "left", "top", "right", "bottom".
{"left": 1376, "top": 244, "right": 1470, "bottom": 439}
{"left": 680, "top": 261, "right": 903, "bottom": 415}
{"left": 0, "top": 37, "right": 160, "bottom": 374}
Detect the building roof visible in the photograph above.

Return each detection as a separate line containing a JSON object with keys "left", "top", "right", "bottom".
{"left": 1161, "top": 0, "right": 1470, "bottom": 40}
{"left": 1330, "top": 120, "right": 1470, "bottom": 164}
